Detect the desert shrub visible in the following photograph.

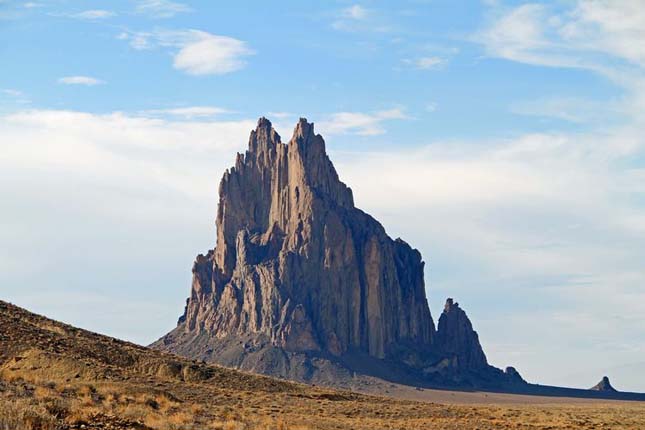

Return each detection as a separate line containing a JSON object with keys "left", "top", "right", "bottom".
{"left": 43, "top": 397, "right": 70, "bottom": 419}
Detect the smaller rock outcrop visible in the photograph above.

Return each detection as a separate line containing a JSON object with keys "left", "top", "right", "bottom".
{"left": 436, "top": 298, "right": 488, "bottom": 371}
{"left": 591, "top": 376, "right": 617, "bottom": 392}
{"left": 504, "top": 366, "right": 526, "bottom": 384}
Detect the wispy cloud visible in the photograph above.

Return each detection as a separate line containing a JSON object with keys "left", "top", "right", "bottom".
{"left": 2, "top": 89, "right": 23, "bottom": 97}
{"left": 317, "top": 108, "right": 408, "bottom": 136}
{"left": 58, "top": 76, "right": 105, "bottom": 86}
{"left": 402, "top": 56, "right": 446, "bottom": 70}
{"left": 142, "top": 106, "right": 231, "bottom": 119}
{"left": 341, "top": 5, "right": 368, "bottom": 20}
{"left": 477, "top": 4, "right": 563, "bottom": 67}
{"left": 135, "top": 0, "right": 191, "bottom": 19}
{"left": 66, "top": 10, "right": 116, "bottom": 20}
{"left": 476, "top": 1, "right": 645, "bottom": 128}
{"left": 1, "top": 88, "right": 30, "bottom": 105}
{"left": 269, "top": 112, "right": 296, "bottom": 119}
{"left": 332, "top": 4, "right": 391, "bottom": 33}
{"left": 116, "top": 31, "right": 152, "bottom": 50}
{"left": 477, "top": 2, "right": 645, "bottom": 72}
{"left": 23, "top": 2, "right": 43, "bottom": 8}
{"left": 510, "top": 96, "right": 621, "bottom": 124}
{"left": 118, "top": 30, "right": 254, "bottom": 76}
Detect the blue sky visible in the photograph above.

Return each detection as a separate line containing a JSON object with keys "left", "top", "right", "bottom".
{"left": 2, "top": 0, "right": 645, "bottom": 391}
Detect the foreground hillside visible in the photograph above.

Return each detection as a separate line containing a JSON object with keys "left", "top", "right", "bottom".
{"left": 1, "top": 300, "right": 645, "bottom": 430}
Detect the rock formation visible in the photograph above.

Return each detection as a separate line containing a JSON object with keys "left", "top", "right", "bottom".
{"left": 591, "top": 376, "right": 617, "bottom": 392}
{"left": 153, "top": 117, "right": 518, "bottom": 388}
{"left": 504, "top": 366, "right": 527, "bottom": 385}
{"left": 436, "top": 299, "right": 488, "bottom": 371}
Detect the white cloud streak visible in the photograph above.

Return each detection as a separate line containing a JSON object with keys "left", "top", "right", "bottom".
{"left": 58, "top": 76, "right": 105, "bottom": 86}
{"left": 68, "top": 9, "right": 115, "bottom": 20}
{"left": 341, "top": 5, "right": 368, "bottom": 20}
{"left": 332, "top": 4, "right": 391, "bottom": 33}
{"left": 510, "top": 96, "right": 622, "bottom": 123}
{"left": 142, "top": 106, "right": 231, "bottom": 119}
{"left": 135, "top": 0, "right": 191, "bottom": 19}
{"left": 478, "top": 1, "right": 645, "bottom": 75}
{"left": 403, "top": 56, "right": 446, "bottom": 70}
{"left": 317, "top": 108, "right": 408, "bottom": 136}
{"left": 2, "top": 89, "right": 23, "bottom": 97}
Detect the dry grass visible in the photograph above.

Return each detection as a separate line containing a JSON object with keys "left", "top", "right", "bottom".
{"left": 0, "top": 397, "right": 56, "bottom": 430}
{"left": 3, "top": 376, "right": 645, "bottom": 430}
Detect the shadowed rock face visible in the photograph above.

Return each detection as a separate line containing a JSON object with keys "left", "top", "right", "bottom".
{"left": 436, "top": 299, "right": 488, "bottom": 370}
{"left": 153, "top": 118, "right": 507, "bottom": 388}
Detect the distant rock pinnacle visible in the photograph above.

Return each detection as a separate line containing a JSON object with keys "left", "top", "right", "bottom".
{"left": 591, "top": 376, "right": 617, "bottom": 392}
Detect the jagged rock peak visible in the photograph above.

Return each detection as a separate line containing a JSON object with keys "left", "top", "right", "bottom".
{"left": 436, "top": 298, "right": 488, "bottom": 370}
{"left": 247, "top": 116, "right": 318, "bottom": 155}
{"left": 444, "top": 298, "right": 458, "bottom": 312}
{"left": 294, "top": 117, "right": 313, "bottom": 139}
{"left": 257, "top": 116, "right": 272, "bottom": 128}
{"left": 248, "top": 116, "right": 281, "bottom": 155}
{"left": 591, "top": 376, "right": 617, "bottom": 392}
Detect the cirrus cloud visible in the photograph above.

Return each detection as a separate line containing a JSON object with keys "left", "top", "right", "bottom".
{"left": 135, "top": 0, "right": 191, "bottom": 19}
{"left": 69, "top": 9, "right": 115, "bottom": 20}
{"left": 402, "top": 56, "right": 447, "bottom": 70}
{"left": 317, "top": 108, "right": 408, "bottom": 136}
{"left": 58, "top": 76, "right": 105, "bottom": 86}
{"left": 141, "top": 106, "right": 232, "bottom": 119}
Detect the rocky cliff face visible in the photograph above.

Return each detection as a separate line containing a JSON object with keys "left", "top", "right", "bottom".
{"left": 153, "top": 118, "right": 516, "bottom": 388}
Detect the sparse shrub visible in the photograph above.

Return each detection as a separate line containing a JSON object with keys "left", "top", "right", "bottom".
{"left": 144, "top": 397, "right": 160, "bottom": 410}
{"left": 43, "top": 397, "right": 70, "bottom": 419}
